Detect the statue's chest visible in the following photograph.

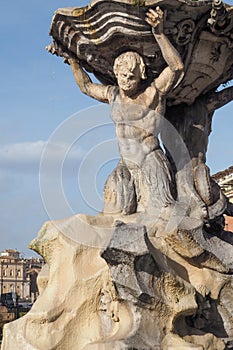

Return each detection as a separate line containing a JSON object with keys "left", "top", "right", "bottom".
{"left": 111, "top": 102, "right": 147, "bottom": 122}
{"left": 110, "top": 91, "right": 156, "bottom": 123}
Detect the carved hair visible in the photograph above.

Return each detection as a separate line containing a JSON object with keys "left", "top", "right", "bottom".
{"left": 113, "top": 51, "right": 147, "bottom": 80}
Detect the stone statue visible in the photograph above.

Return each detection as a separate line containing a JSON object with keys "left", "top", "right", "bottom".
{"left": 163, "top": 86, "right": 233, "bottom": 227}
{"left": 68, "top": 7, "right": 184, "bottom": 215}
{"left": 3, "top": 1, "right": 233, "bottom": 349}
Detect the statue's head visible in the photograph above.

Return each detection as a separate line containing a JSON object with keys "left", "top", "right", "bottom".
{"left": 113, "top": 52, "right": 147, "bottom": 95}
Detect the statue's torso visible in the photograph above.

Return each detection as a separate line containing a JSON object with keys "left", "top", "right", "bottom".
{"left": 108, "top": 85, "right": 164, "bottom": 166}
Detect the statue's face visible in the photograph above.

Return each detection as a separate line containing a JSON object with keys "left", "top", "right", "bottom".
{"left": 116, "top": 65, "right": 141, "bottom": 95}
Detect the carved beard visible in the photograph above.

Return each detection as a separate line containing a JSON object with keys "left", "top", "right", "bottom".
{"left": 118, "top": 78, "right": 139, "bottom": 95}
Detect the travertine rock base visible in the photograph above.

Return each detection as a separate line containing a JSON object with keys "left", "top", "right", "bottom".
{"left": 2, "top": 212, "right": 233, "bottom": 349}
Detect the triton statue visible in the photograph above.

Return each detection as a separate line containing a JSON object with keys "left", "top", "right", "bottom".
{"left": 45, "top": 0, "right": 233, "bottom": 224}
{"left": 69, "top": 7, "right": 184, "bottom": 214}
{"left": 2, "top": 1, "right": 233, "bottom": 350}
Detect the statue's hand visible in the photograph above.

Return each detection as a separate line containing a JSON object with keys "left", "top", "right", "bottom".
{"left": 46, "top": 42, "right": 77, "bottom": 64}
{"left": 145, "top": 7, "right": 165, "bottom": 35}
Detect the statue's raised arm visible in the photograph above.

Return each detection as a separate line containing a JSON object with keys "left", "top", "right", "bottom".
{"left": 146, "top": 7, "right": 184, "bottom": 95}
{"left": 68, "top": 58, "right": 110, "bottom": 103}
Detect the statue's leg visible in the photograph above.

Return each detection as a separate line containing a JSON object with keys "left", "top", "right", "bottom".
{"left": 103, "top": 160, "right": 137, "bottom": 215}
{"left": 142, "top": 148, "right": 176, "bottom": 209}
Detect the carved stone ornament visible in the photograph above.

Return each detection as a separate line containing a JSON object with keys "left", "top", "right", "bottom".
{"left": 47, "top": 0, "right": 233, "bottom": 104}
{"left": 2, "top": 1, "right": 233, "bottom": 350}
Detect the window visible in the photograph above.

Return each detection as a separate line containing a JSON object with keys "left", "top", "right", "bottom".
{"left": 17, "top": 270, "right": 21, "bottom": 277}
{"left": 10, "top": 270, "right": 13, "bottom": 277}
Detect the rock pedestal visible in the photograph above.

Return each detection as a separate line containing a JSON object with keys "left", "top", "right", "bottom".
{"left": 2, "top": 211, "right": 233, "bottom": 349}
{"left": 2, "top": 0, "right": 233, "bottom": 349}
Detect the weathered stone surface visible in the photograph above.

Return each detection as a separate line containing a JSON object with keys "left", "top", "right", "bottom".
{"left": 46, "top": 0, "right": 233, "bottom": 225}
{"left": 1, "top": 216, "right": 132, "bottom": 350}
{"left": 47, "top": 0, "right": 233, "bottom": 226}
{"left": 3, "top": 1, "right": 233, "bottom": 349}
{"left": 47, "top": 0, "right": 233, "bottom": 105}
{"left": 3, "top": 214, "right": 233, "bottom": 349}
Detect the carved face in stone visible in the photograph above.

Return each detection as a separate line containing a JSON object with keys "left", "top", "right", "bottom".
{"left": 116, "top": 65, "right": 141, "bottom": 95}
{"left": 113, "top": 52, "right": 146, "bottom": 95}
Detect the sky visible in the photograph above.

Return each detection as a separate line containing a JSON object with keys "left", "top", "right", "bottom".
{"left": 0, "top": 1, "right": 233, "bottom": 257}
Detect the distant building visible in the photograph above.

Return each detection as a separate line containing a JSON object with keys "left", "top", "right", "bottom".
{"left": 212, "top": 166, "right": 233, "bottom": 231}
{"left": 212, "top": 166, "right": 233, "bottom": 203}
{"left": 0, "top": 250, "right": 44, "bottom": 300}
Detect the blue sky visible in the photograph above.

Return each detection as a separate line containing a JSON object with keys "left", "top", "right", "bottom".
{"left": 0, "top": 1, "right": 233, "bottom": 256}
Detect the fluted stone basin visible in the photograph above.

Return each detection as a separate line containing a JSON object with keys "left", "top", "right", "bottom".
{"left": 48, "top": 0, "right": 233, "bottom": 105}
